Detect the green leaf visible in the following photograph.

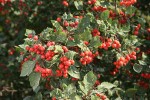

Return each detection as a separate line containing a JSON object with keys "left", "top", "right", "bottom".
{"left": 90, "top": 36, "right": 101, "bottom": 48}
{"left": 125, "top": 88, "right": 137, "bottom": 97}
{"left": 91, "top": 95, "right": 99, "bottom": 100}
{"left": 29, "top": 72, "right": 41, "bottom": 90}
{"left": 98, "top": 82, "right": 116, "bottom": 90}
{"left": 68, "top": 66, "right": 80, "bottom": 79}
{"left": 77, "top": 29, "right": 92, "bottom": 41}
{"left": 50, "top": 88, "right": 63, "bottom": 99}
{"left": 65, "top": 51, "right": 77, "bottom": 59}
{"left": 142, "top": 53, "right": 147, "bottom": 59}
{"left": 51, "top": 20, "right": 62, "bottom": 30}
{"left": 34, "top": 92, "right": 42, "bottom": 100}
{"left": 25, "top": 29, "right": 35, "bottom": 36}
{"left": 64, "top": 84, "right": 76, "bottom": 97}
{"left": 56, "top": 31, "right": 67, "bottom": 43}
{"left": 47, "top": 46, "right": 54, "bottom": 50}
{"left": 20, "top": 61, "right": 36, "bottom": 76}
{"left": 100, "top": 10, "right": 110, "bottom": 20}
{"left": 54, "top": 45, "right": 63, "bottom": 53}
{"left": 99, "top": 20, "right": 107, "bottom": 32}
{"left": 79, "top": 71, "right": 97, "bottom": 94}
{"left": 133, "top": 63, "right": 142, "bottom": 73}
{"left": 74, "top": 1, "right": 83, "bottom": 10}
{"left": 76, "top": 13, "right": 93, "bottom": 33}
{"left": 138, "top": 60, "right": 147, "bottom": 65}
{"left": 83, "top": 71, "right": 97, "bottom": 87}
{"left": 126, "top": 6, "right": 136, "bottom": 15}
{"left": 77, "top": 42, "right": 89, "bottom": 51}
{"left": 74, "top": 95, "right": 82, "bottom": 100}
{"left": 78, "top": 81, "right": 88, "bottom": 94}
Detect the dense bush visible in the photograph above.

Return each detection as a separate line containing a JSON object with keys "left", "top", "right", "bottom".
{"left": 0, "top": 0, "right": 150, "bottom": 100}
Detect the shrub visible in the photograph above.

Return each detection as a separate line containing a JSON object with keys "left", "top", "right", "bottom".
{"left": 0, "top": 0, "right": 150, "bottom": 99}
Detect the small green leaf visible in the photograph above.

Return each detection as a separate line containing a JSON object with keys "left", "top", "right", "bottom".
{"left": 76, "top": 13, "right": 93, "bottom": 33}
{"left": 74, "top": 95, "right": 82, "bottom": 100}
{"left": 126, "top": 6, "right": 136, "bottom": 15}
{"left": 68, "top": 66, "right": 80, "bottom": 79}
{"left": 47, "top": 46, "right": 54, "bottom": 50}
{"left": 125, "top": 88, "right": 137, "bottom": 97}
{"left": 25, "top": 29, "right": 35, "bottom": 36}
{"left": 74, "top": 1, "right": 83, "bottom": 10}
{"left": 91, "top": 95, "right": 100, "bottom": 100}
{"left": 34, "top": 92, "right": 42, "bottom": 100}
{"left": 55, "top": 31, "right": 67, "bottom": 43}
{"left": 20, "top": 61, "right": 36, "bottom": 76}
{"left": 65, "top": 51, "right": 77, "bottom": 59}
{"left": 77, "top": 29, "right": 92, "bottom": 41}
{"left": 64, "top": 84, "right": 76, "bottom": 97}
{"left": 77, "top": 42, "right": 89, "bottom": 51}
{"left": 100, "top": 10, "right": 110, "bottom": 20}
{"left": 50, "top": 88, "right": 63, "bottom": 99}
{"left": 54, "top": 45, "right": 63, "bottom": 53}
{"left": 138, "top": 60, "right": 147, "bottom": 65}
{"left": 51, "top": 20, "right": 62, "bottom": 30}
{"left": 90, "top": 36, "right": 101, "bottom": 48}
{"left": 78, "top": 81, "right": 88, "bottom": 94}
{"left": 29, "top": 72, "right": 41, "bottom": 90}
{"left": 133, "top": 63, "right": 142, "bottom": 73}
{"left": 98, "top": 82, "right": 116, "bottom": 89}
{"left": 83, "top": 71, "right": 97, "bottom": 87}
{"left": 79, "top": 71, "right": 97, "bottom": 94}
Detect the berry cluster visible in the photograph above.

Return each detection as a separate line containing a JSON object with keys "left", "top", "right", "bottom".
{"left": 100, "top": 38, "right": 112, "bottom": 50}
{"left": 109, "top": 10, "right": 116, "bottom": 19}
{"left": 28, "top": 34, "right": 39, "bottom": 41}
{"left": 114, "top": 51, "right": 136, "bottom": 69}
{"left": 118, "top": 11, "right": 128, "bottom": 24}
{"left": 62, "top": 46, "right": 69, "bottom": 53}
{"left": 100, "top": 39, "right": 121, "bottom": 50}
{"left": 80, "top": 51, "right": 98, "bottom": 65}
{"left": 63, "top": 20, "right": 79, "bottom": 28}
{"left": 91, "top": 28, "right": 100, "bottom": 37}
{"left": 47, "top": 41, "right": 55, "bottom": 47}
{"left": 0, "top": 0, "right": 11, "bottom": 4}
{"left": 92, "top": 6, "right": 107, "bottom": 12}
{"left": 141, "top": 73, "right": 150, "bottom": 79}
{"left": 56, "top": 56, "right": 74, "bottom": 78}
{"left": 120, "top": 0, "right": 137, "bottom": 7}
{"left": 87, "top": 0, "right": 97, "bottom": 5}
{"left": 34, "top": 64, "right": 53, "bottom": 78}
{"left": 110, "top": 68, "right": 119, "bottom": 76}
{"left": 138, "top": 81, "right": 149, "bottom": 89}
{"left": 111, "top": 40, "right": 121, "bottom": 49}
{"left": 26, "top": 44, "right": 55, "bottom": 61}
{"left": 133, "top": 24, "right": 141, "bottom": 35}
{"left": 96, "top": 93, "right": 107, "bottom": 100}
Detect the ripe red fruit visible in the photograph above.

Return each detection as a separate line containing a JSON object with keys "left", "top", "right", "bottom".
{"left": 28, "top": 34, "right": 32, "bottom": 38}
{"left": 64, "top": 61, "right": 71, "bottom": 66}
{"left": 63, "top": 21, "right": 69, "bottom": 27}
{"left": 147, "top": 28, "right": 150, "bottom": 33}
{"left": 56, "top": 17, "right": 61, "bottom": 22}
{"left": 134, "top": 31, "right": 138, "bottom": 35}
{"left": 62, "top": 1, "right": 69, "bottom": 7}
{"left": 33, "top": 35, "right": 38, "bottom": 40}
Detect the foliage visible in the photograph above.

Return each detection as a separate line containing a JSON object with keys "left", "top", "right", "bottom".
{"left": 0, "top": 0, "right": 150, "bottom": 99}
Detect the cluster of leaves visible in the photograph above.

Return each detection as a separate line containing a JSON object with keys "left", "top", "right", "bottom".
{"left": 0, "top": 0, "right": 150, "bottom": 99}
{"left": 17, "top": 0, "right": 150, "bottom": 100}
